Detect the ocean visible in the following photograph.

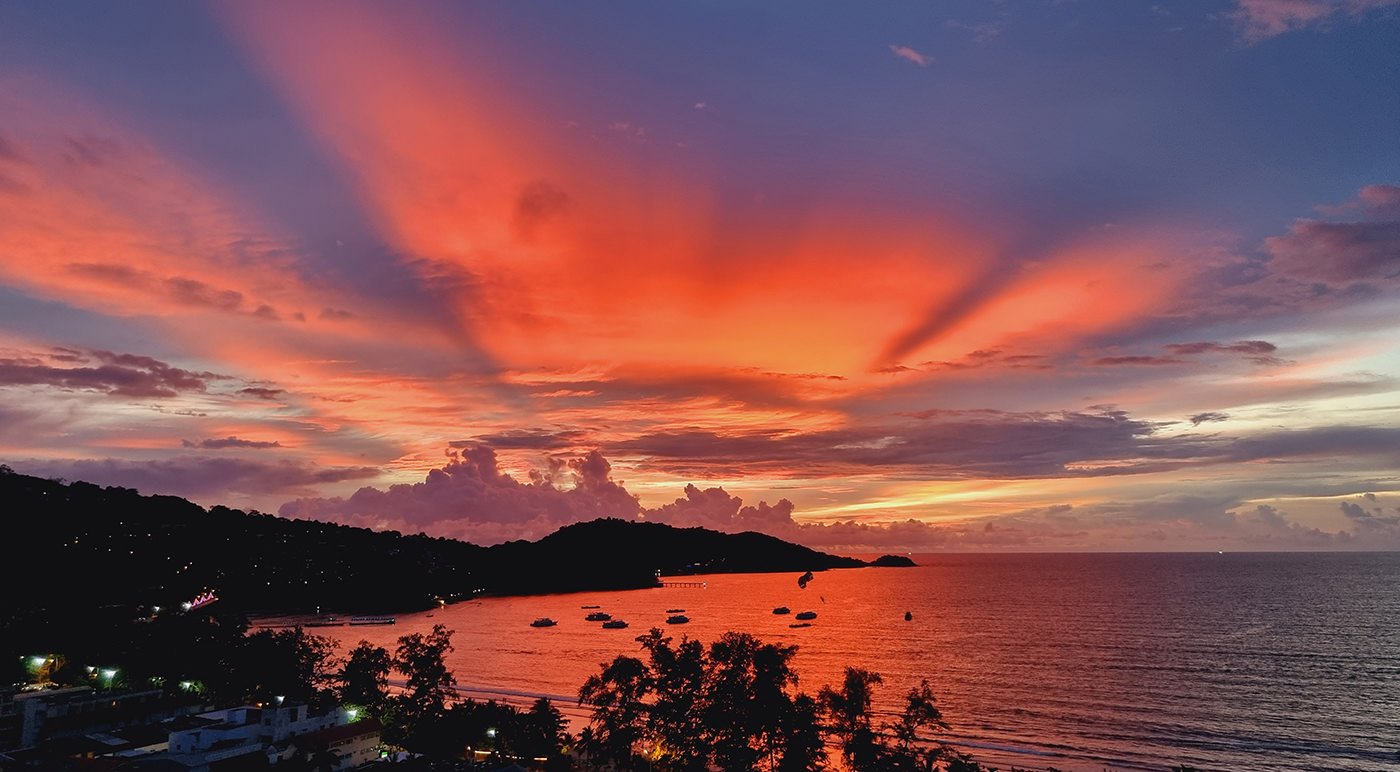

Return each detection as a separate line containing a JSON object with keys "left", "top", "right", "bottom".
{"left": 310, "top": 552, "right": 1400, "bottom": 771}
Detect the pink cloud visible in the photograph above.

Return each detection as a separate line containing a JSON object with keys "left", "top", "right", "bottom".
{"left": 1232, "top": 0, "right": 1400, "bottom": 41}
{"left": 889, "top": 44, "right": 931, "bottom": 66}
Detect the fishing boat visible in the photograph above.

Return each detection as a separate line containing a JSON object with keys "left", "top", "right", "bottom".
{"left": 666, "top": 614, "right": 690, "bottom": 624}
{"left": 349, "top": 615, "right": 396, "bottom": 625}
{"left": 602, "top": 619, "right": 629, "bottom": 629}
{"left": 585, "top": 611, "right": 612, "bottom": 621}
{"left": 530, "top": 618, "right": 557, "bottom": 628}
{"left": 772, "top": 606, "right": 791, "bottom": 615}
{"left": 666, "top": 608, "right": 686, "bottom": 613}
{"left": 795, "top": 611, "right": 817, "bottom": 621}
{"left": 789, "top": 622, "right": 812, "bottom": 628}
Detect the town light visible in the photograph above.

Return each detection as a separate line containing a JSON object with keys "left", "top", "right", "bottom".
{"left": 28, "top": 656, "right": 47, "bottom": 669}
{"left": 100, "top": 668, "right": 117, "bottom": 682}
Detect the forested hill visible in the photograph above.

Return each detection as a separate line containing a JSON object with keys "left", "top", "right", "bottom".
{"left": 0, "top": 467, "right": 893, "bottom": 620}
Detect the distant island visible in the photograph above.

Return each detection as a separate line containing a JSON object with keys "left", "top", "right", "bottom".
{"left": 0, "top": 467, "right": 912, "bottom": 626}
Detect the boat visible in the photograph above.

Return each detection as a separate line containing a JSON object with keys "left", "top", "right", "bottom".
{"left": 666, "top": 615, "right": 690, "bottom": 624}
{"left": 797, "top": 571, "right": 814, "bottom": 589}
{"left": 585, "top": 612, "right": 612, "bottom": 622}
{"left": 772, "top": 606, "right": 791, "bottom": 615}
{"left": 530, "top": 618, "right": 557, "bottom": 628}
{"left": 789, "top": 622, "right": 812, "bottom": 628}
{"left": 904, "top": 611, "right": 913, "bottom": 622}
{"left": 601, "top": 619, "right": 629, "bottom": 629}
{"left": 795, "top": 611, "right": 817, "bottom": 621}
{"left": 349, "top": 615, "right": 396, "bottom": 625}
{"left": 581, "top": 604, "right": 601, "bottom": 609}
{"left": 666, "top": 608, "right": 686, "bottom": 613}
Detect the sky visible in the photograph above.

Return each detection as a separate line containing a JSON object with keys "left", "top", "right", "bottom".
{"left": 1, "top": 0, "right": 1398, "bottom": 551}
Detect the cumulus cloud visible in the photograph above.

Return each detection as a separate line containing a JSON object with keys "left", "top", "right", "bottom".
{"left": 279, "top": 445, "right": 641, "bottom": 541}
{"left": 1231, "top": 0, "right": 1400, "bottom": 41}
{"left": 0, "top": 348, "right": 222, "bottom": 398}
{"left": 889, "top": 44, "right": 931, "bottom": 66}
{"left": 9, "top": 456, "right": 377, "bottom": 501}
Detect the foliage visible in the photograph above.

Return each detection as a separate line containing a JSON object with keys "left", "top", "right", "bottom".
{"left": 388, "top": 624, "right": 457, "bottom": 744}
{"left": 337, "top": 639, "right": 392, "bottom": 714}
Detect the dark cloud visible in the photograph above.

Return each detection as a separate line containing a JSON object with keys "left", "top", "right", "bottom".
{"left": 182, "top": 436, "right": 283, "bottom": 450}
{"left": 617, "top": 409, "right": 1182, "bottom": 480}
{"left": 66, "top": 263, "right": 287, "bottom": 319}
{"left": 238, "top": 387, "right": 285, "bottom": 401}
{"left": 514, "top": 180, "right": 570, "bottom": 238}
{"left": 913, "top": 349, "right": 1052, "bottom": 372}
{"left": 319, "top": 307, "right": 356, "bottom": 321}
{"left": 1189, "top": 412, "right": 1229, "bottom": 426}
{"left": 1165, "top": 340, "right": 1277, "bottom": 356}
{"left": 1265, "top": 220, "right": 1400, "bottom": 284}
{"left": 455, "top": 429, "right": 588, "bottom": 450}
{"left": 1340, "top": 498, "right": 1400, "bottom": 531}
{"left": 0, "top": 348, "right": 221, "bottom": 398}
{"left": 279, "top": 446, "right": 640, "bottom": 541}
{"left": 9, "top": 456, "right": 377, "bottom": 501}
{"left": 164, "top": 276, "right": 245, "bottom": 311}
{"left": 1093, "top": 355, "right": 1183, "bottom": 366}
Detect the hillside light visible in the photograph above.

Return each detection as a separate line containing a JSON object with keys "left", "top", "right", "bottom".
{"left": 486, "top": 728, "right": 497, "bottom": 738}
{"left": 100, "top": 668, "right": 117, "bottom": 683}
{"left": 179, "top": 681, "right": 194, "bottom": 691}
{"left": 29, "top": 656, "right": 47, "bottom": 669}
{"left": 346, "top": 707, "right": 359, "bottom": 720}
{"left": 275, "top": 695, "right": 285, "bottom": 705}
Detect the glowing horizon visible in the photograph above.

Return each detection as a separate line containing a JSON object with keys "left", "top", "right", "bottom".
{"left": 1, "top": 1, "right": 1398, "bottom": 550}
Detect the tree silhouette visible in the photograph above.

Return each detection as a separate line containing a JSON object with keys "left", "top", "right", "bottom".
{"left": 338, "top": 639, "right": 392, "bottom": 715}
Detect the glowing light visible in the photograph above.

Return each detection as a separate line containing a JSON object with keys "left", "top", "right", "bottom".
{"left": 28, "top": 656, "right": 47, "bottom": 669}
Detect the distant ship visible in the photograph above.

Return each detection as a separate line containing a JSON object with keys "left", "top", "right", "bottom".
{"left": 905, "top": 611, "right": 913, "bottom": 622}
{"left": 349, "top": 615, "right": 395, "bottom": 625}
{"left": 585, "top": 611, "right": 612, "bottom": 621}
{"left": 530, "top": 618, "right": 557, "bottom": 627}
{"left": 772, "top": 606, "right": 791, "bottom": 615}
{"left": 602, "top": 619, "right": 629, "bottom": 629}
{"left": 581, "top": 604, "right": 601, "bottom": 609}
{"left": 789, "top": 622, "right": 812, "bottom": 628}
{"left": 666, "top": 608, "right": 686, "bottom": 613}
{"left": 666, "top": 614, "right": 690, "bottom": 624}
{"left": 795, "top": 611, "right": 817, "bottom": 621}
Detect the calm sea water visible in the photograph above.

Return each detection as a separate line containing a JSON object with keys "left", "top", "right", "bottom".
{"left": 310, "top": 553, "right": 1400, "bottom": 771}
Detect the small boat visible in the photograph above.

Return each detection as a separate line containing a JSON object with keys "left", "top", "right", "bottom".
{"left": 581, "top": 605, "right": 601, "bottom": 609}
{"left": 795, "top": 611, "right": 817, "bottom": 621}
{"left": 349, "top": 615, "right": 396, "bottom": 625}
{"left": 666, "top": 608, "right": 686, "bottom": 613}
{"left": 797, "top": 571, "right": 814, "bottom": 589}
{"left": 666, "top": 615, "right": 690, "bottom": 624}
{"left": 602, "top": 619, "right": 629, "bottom": 629}
{"left": 789, "top": 622, "right": 812, "bottom": 628}
{"left": 530, "top": 618, "right": 558, "bottom": 628}
{"left": 585, "top": 612, "right": 612, "bottom": 622}
{"left": 772, "top": 606, "right": 791, "bottom": 615}
{"left": 904, "top": 610, "right": 913, "bottom": 621}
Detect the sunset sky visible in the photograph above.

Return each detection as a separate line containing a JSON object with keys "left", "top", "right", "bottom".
{"left": 2, "top": 1, "right": 1398, "bottom": 550}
